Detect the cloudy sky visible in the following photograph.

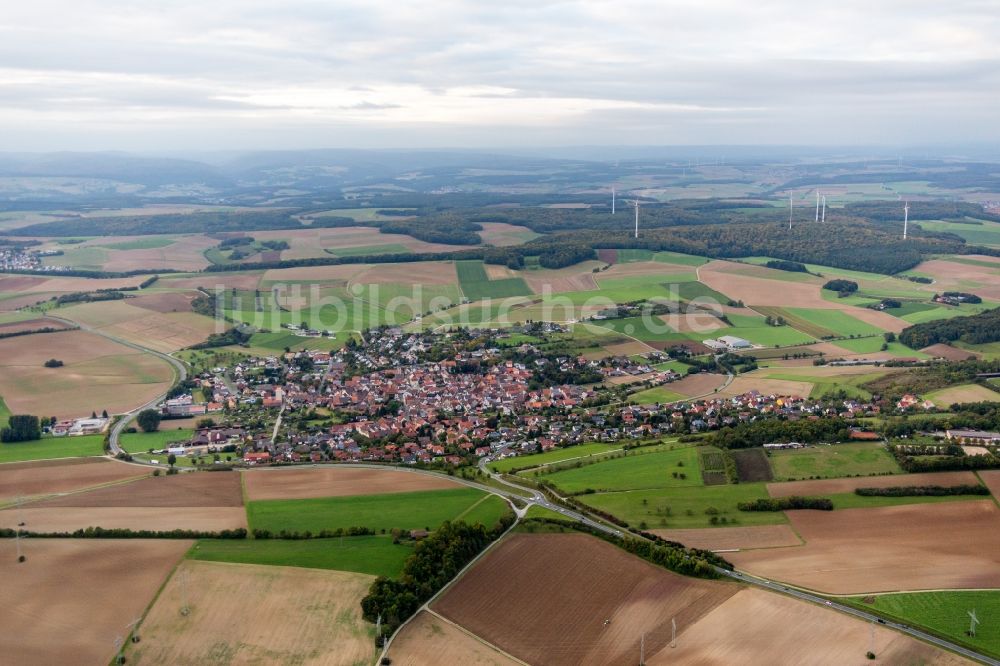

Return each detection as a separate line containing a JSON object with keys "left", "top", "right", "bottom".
{"left": 2, "top": 0, "right": 998, "bottom": 151}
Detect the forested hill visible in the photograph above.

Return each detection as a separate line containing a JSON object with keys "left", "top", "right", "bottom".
{"left": 899, "top": 307, "right": 1000, "bottom": 348}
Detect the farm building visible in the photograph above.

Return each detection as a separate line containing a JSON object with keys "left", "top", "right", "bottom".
{"left": 945, "top": 429, "right": 1000, "bottom": 445}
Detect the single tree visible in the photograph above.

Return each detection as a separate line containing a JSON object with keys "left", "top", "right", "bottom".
{"left": 136, "top": 409, "right": 161, "bottom": 433}
{"left": 167, "top": 452, "right": 177, "bottom": 468}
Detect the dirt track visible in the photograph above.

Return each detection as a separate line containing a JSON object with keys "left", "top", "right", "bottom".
{"left": 243, "top": 466, "right": 463, "bottom": 500}
{"left": 0, "top": 538, "right": 191, "bottom": 666}
{"left": 728, "top": 501, "right": 1000, "bottom": 593}
{"left": 433, "top": 533, "right": 738, "bottom": 666}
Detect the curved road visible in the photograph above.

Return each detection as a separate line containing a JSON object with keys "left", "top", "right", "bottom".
{"left": 48, "top": 315, "right": 187, "bottom": 456}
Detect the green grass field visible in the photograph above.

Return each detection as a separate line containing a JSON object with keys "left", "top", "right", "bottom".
{"left": 96, "top": 237, "right": 177, "bottom": 251}
{"left": 580, "top": 482, "right": 782, "bottom": 529}
{"left": 832, "top": 337, "right": 927, "bottom": 357}
{"left": 824, "top": 491, "right": 988, "bottom": 510}
{"left": 524, "top": 504, "right": 569, "bottom": 521}
{"left": 755, "top": 306, "right": 884, "bottom": 339}
{"left": 846, "top": 591, "right": 1000, "bottom": 659}
{"left": 246, "top": 487, "right": 509, "bottom": 533}
{"left": 918, "top": 220, "right": 1000, "bottom": 247}
{"left": 456, "top": 260, "right": 532, "bottom": 301}
{"left": 0, "top": 434, "right": 105, "bottom": 464}
{"left": 653, "top": 251, "right": 709, "bottom": 267}
{"left": 188, "top": 535, "right": 412, "bottom": 577}
{"left": 119, "top": 428, "right": 195, "bottom": 453}
{"left": 768, "top": 442, "right": 901, "bottom": 481}
{"left": 325, "top": 243, "right": 410, "bottom": 257}
{"left": 489, "top": 442, "right": 624, "bottom": 473}
{"left": 629, "top": 385, "right": 686, "bottom": 404}
{"left": 542, "top": 446, "right": 701, "bottom": 494}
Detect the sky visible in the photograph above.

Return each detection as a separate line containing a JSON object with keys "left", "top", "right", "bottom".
{"left": 2, "top": 0, "right": 999, "bottom": 152}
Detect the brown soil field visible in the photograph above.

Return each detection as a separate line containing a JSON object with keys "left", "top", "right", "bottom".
{"left": 913, "top": 259, "right": 1000, "bottom": 300}
{"left": 975, "top": 470, "right": 1000, "bottom": 498}
{"left": 0, "top": 538, "right": 191, "bottom": 666}
{"left": 667, "top": 372, "right": 727, "bottom": 397}
{"left": 59, "top": 301, "right": 219, "bottom": 352}
{"left": 432, "top": 533, "right": 738, "bottom": 666}
{"left": 841, "top": 307, "right": 909, "bottom": 333}
{"left": 0, "top": 329, "right": 174, "bottom": 417}
{"left": 129, "top": 291, "right": 198, "bottom": 313}
{"left": 243, "top": 466, "right": 463, "bottom": 501}
{"left": 14, "top": 275, "right": 149, "bottom": 293}
{"left": 100, "top": 236, "right": 216, "bottom": 273}
{"left": 477, "top": 222, "right": 538, "bottom": 247}
{"left": 718, "top": 376, "right": 813, "bottom": 398}
{"left": 388, "top": 611, "right": 522, "bottom": 666}
{"left": 0, "top": 506, "right": 247, "bottom": 532}
{"left": 126, "top": 560, "right": 375, "bottom": 666}
{"left": 0, "top": 292, "right": 62, "bottom": 311}
{"left": 929, "top": 384, "right": 1000, "bottom": 405}
{"left": 162, "top": 272, "right": 263, "bottom": 291}
{"left": 261, "top": 263, "right": 366, "bottom": 283}
{"left": 0, "top": 317, "right": 74, "bottom": 334}
{"left": 0, "top": 275, "right": 47, "bottom": 291}
{"left": 646, "top": 339, "right": 713, "bottom": 355}
{"left": 602, "top": 340, "right": 655, "bottom": 357}
{"left": 354, "top": 261, "right": 459, "bottom": 286}
{"left": 699, "top": 261, "right": 827, "bottom": 307}
{"left": 659, "top": 311, "right": 727, "bottom": 334}
{"left": 0, "top": 458, "right": 148, "bottom": 504}
{"left": 485, "top": 263, "right": 517, "bottom": 280}
{"left": 921, "top": 343, "right": 979, "bottom": 360}
{"left": 647, "top": 588, "right": 971, "bottom": 666}
{"left": 601, "top": 261, "right": 693, "bottom": 278}
{"left": 526, "top": 271, "right": 599, "bottom": 294}
{"left": 767, "top": 471, "right": 980, "bottom": 498}
{"left": 728, "top": 501, "right": 1000, "bottom": 593}
{"left": 35, "top": 470, "right": 243, "bottom": 507}
{"left": 651, "top": 525, "right": 803, "bottom": 551}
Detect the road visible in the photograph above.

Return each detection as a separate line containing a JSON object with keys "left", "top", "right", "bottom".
{"left": 48, "top": 315, "right": 187, "bottom": 456}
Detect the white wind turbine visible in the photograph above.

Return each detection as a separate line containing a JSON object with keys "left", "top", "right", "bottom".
{"left": 968, "top": 609, "right": 980, "bottom": 637}
{"left": 903, "top": 201, "right": 910, "bottom": 240}
{"left": 631, "top": 199, "right": 641, "bottom": 238}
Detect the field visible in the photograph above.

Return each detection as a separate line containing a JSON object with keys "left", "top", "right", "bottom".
{"left": 0, "top": 329, "right": 175, "bottom": 418}
{"left": 489, "top": 442, "right": 624, "bottom": 473}
{"left": 652, "top": 524, "right": 802, "bottom": 551}
{"left": 849, "top": 591, "right": 1000, "bottom": 659}
{"left": 1, "top": 470, "right": 247, "bottom": 532}
{"left": 432, "top": 532, "right": 739, "bottom": 666}
{"left": 0, "top": 457, "right": 148, "bottom": 504}
{"left": 648, "top": 588, "right": 970, "bottom": 665}
{"left": 388, "top": 610, "right": 521, "bottom": 666}
{"left": 119, "top": 428, "right": 195, "bottom": 453}
{"left": 926, "top": 383, "right": 1000, "bottom": 406}
{"left": 730, "top": 448, "right": 773, "bottom": 482}
{"left": 188, "top": 535, "right": 412, "bottom": 577}
{"left": 0, "top": 434, "right": 105, "bottom": 464}
{"left": 628, "top": 385, "right": 686, "bottom": 404}
{"left": 541, "top": 446, "right": 700, "bottom": 494}
{"left": 125, "top": 560, "right": 376, "bottom": 666}
{"left": 766, "top": 471, "right": 980, "bottom": 498}
{"left": 768, "top": 442, "right": 902, "bottom": 481}
{"left": 247, "top": 487, "right": 509, "bottom": 533}
{"left": 0, "top": 538, "right": 191, "bottom": 666}
{"left": 242, "top": 466, "right": 463, "bottom": 500}
{"left": 57, "top": 300, "right": 220, "bottom": 352}
{"left": 728, "top": 501, "right": 1000, "bottom": 594}
{"left": 457, "top": 260, "right": 532, "bottom": 301}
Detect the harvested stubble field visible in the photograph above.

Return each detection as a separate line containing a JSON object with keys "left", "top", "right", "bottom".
{"left": 0, "top": 458, "right": 148, "bottom": 505}
{"left": 921, "top": 343, "right": 979, "bottom": 361}
{"left": 926, "top": 383, "right": 1000, "bottom": 405}
{"left": 1, "top": 471, "right": 247, "bottom": 532}
{"left": 664, "top": 372, "right": 727, "bottom": 397}
{"left": 243, "top": 466, "right": 463, "bottom": 500}
{"left": 647, "top": 588, "right": 971, "bottom": 666}
{"left": 652, "top": 524, "right": 803, "bottom": 551}
{"left": 59, "top": 301, "right": 219, "bottom": 352}
{"left": 125, "top": 560, "right": 376, "bottom": 666}
{"left": 432, "top": 533, "right": 738, "bottom": 666}
{"left": 0, "top": 538, "right": 191, "bottom": 666}
{"left": 0, "top": 329, "right": 174, "bottom": 417}
{"left": 717, "top": 376, "right": 813, "bottom": 398}
{"left": 728, "top": 501, "right": 1000, "bottom": 594}
{"left": 0, "top": 316, "right": 74, "bottom": 334}
{"left": 976, "top": 470, "right": 1000, "bottom": 498}
{"left": 388, "top": 610, "right": 521, "bottom": 666}
{"left": 356, "top": 261, "right": 460, "bottom": 286}
{"left": 766, "top": 471, "right": 980, "bottom": 498}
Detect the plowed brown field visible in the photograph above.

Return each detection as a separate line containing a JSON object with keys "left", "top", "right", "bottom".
{"left": 243, "top": 466, "right": 463, "bottom": 500}
{"left": 647, "top": 588, "right": 971, "bottom": 666}
{"left": 432, "top": 533, "right": 738, "bottom": 666}
{"left": 0, "top": 506, "right": 247, "bottom": 532}
{"left": 728, "top": 501, "right": 1000, "bottom": 593}
{"left": 767, "top": 471, "right": 980, "bottom": 498}
{"left": 34, "top": 470, "right": 243, "bottom": 507}
{"left": 0, "top": 458, "right": 148, "bottom": 504}
{"left": 0, "top": 538, "right": 191, "bottom": 666}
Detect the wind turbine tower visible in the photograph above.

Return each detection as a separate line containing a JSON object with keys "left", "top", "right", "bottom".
{"left": 815, "top": 191, "right": 820, "bottom": 223}
{"left": 789, "top": 192, "right": 794, "bottom": 230}
{"left": 903, "top": 201, "right": 910, "bottom": 240}
{"left": 821, "top": 196, "right": 827, "bottom": 223}
{"left": 632, "top": 200, "right": 640, "bottom": 239}
{"left": 969, "top": 609, "right": 980, "bottom": 637}
{"left": 611, "top": 186, "right": 616, "bottom": 215}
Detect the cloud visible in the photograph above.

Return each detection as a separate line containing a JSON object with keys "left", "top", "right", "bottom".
{"left": 0, "top": 0, "right": 997, "bottom": 150}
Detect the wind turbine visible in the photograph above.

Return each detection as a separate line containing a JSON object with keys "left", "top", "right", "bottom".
{"left": 631, "top": 200, "right": 641, "bottom": 239}
{"left": 968, "top": 609, "right": 980, "bottom": 637}
{"left": 789, "top": 192, "right": 794, "bottom": 230}
{"left": 903, "top": 201, "right": 910, "bottom": 240}
{"left": 821, "top": 195, "right": 827, "bottom": 223}
{"left": 815, "top": 190, "right": 821, "bottom": 223}
{"left": 611, "top": 186, "right": 616, "bottom": 215}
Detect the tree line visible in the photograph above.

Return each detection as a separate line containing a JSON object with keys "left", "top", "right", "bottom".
{"left": 899, "top": 306, "right": 1000, "bottom": 348}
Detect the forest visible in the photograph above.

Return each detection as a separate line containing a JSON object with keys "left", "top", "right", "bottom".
{"left": 898, "top": 307, "right": 1000, "bottom": 347}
